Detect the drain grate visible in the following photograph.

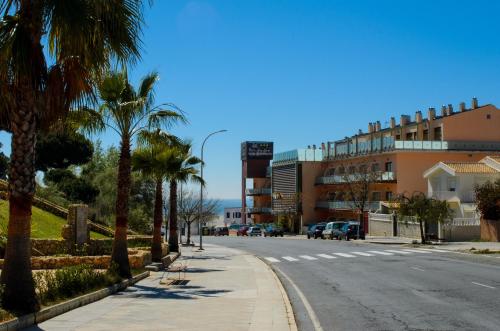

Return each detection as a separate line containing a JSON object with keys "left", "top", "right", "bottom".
{"left": 171, "top": 279, "right": 190, "bottom": 286}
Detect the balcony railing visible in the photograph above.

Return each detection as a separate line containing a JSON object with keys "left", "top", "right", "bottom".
{"left": 316, "top": 201, "right": 381, "bottom": 211}
{"left": 315, "top": 172, "right": 396, "bottom": 185}
{"left": 246, "top": 207, "right": 272, "bottom": 214}
{"left": 429, "top": 191, "right": 475, "bottom": 203}
{"left": 246, "top": 188, "right": 272, "bottom": 195}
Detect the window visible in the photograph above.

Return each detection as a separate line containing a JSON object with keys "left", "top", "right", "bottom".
{"left": 385, "top": 191, "right": 393, "bottom": 201}
{"left": 348, "top": 166, "right": 356, "bottom": 174}
{"left": 226, "top": 212, "right": 230, "bottom": 218}
{"left": 405, "top": 132, "right": 416, "bottom": 140}
{"left": 434, "top": 127, "right": 442, "bottom": 140}
{"left": 487, "top": 114, "right": 491, "bottom": 119}
{"left": 371, "top": 163, "right": 380, "bottom": 172}
{"left": 423, "top": 129, "right": 429, "bottom": 140}
{"left": 395, "top": 134, "right": 401, "bottom": 140}
{"left": 372, "top": 192, "right": 381, "bottom": 201}
{"left": 447, "top": 178, "right": 456, "bottom": 192}
{"left": 385, "top": 161, "right": 393, "bottom": 172}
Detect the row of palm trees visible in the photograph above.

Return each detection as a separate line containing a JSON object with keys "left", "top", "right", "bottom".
{"left": 0, "top": 0, "right": 198, "bottom": 314}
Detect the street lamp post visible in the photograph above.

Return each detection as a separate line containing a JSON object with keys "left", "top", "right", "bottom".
{"left": 198, "top": 129, "right": 227, "bottom": 250}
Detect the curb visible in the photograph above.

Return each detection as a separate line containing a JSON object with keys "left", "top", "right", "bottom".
{"left": 257, "top": 257, "right": 298, "bottom": 331}
{"left": 0, "top": 271, "right": 150, "bottom": 331}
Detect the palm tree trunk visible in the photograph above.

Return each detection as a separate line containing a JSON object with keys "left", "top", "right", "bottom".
{"left": 151, "top": 178, "right": 163, "bottom": 261}
{"left": 419, "top": 218, "right": 426, "bottom": 244}
{"left": 1, "top": 93, "right": 39, "bottom": 313}
{"left": 186, "top": 221, "right": 191, "bottom": 245}
{"left": 111, "top": 135, "right": 132, "bottom": 278}
{"left": 168, "top": 180, "right": 179, "bottom": 252}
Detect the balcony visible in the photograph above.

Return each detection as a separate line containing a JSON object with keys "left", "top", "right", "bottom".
{"left": 315, "top": 172, "right": 396, "bottom": 185}
{"left": 246, "top": 188, "right": 272, "bottom": 196}
{"left": 430, "top": 191, "right": 475, "bottom": 203}
{"left": 316, "top": 200, "right": 381, "bottom": 211}
{"left": 246, "top": 207, "right": 272, "bottom": 214}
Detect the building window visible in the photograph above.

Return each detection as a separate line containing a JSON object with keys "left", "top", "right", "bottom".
{"left": 423, "top": 129, "right": 429, "bottom": 140}
{"left": 348, "top": 166, "right": 356, "bottom": 174}
{"left": 447, "top": 178, "right": 456, "bottom": 192}
{"left": 226, "top": 212, "right": 230, "bottom": 218}
{"left": 385, "top": 191, "right": 393, "bottom": 201}
{"left": 396, "top": 134, "right": 401, "bottom": 140}
{"left": 487, "top": 114, "right": 491, "bottom": 119}
{"left": 372, "top": 191, "right": 381, "bottom": 201}
{"left": 385, "top": 161, "right": 393, "bottom": 172}
{"left": 371, "top": 163, "right": 380, "bottom": 172}
{"left": 434, "top": 127, "right": 442, "bottom": 140}
{"left": 406, "top": 132, "right": 416, "bottom": 140}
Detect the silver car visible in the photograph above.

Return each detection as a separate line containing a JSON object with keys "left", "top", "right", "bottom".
{"left": 248, "top": 226, "right": 262, "bottom": 237}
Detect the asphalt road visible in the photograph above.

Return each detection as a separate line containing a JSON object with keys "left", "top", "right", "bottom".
{"left": 203, "top": 236, "right": 500, "bottom": 331}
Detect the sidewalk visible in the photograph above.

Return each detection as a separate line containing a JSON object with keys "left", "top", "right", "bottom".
{"left": 28, "top": 244, "right": 295, "bottom": 331}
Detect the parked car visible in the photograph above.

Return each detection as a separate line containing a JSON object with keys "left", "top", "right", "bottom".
{"left": 214, "top": 227, "right": 229, "bottom": 236}
{"left": 264, "top": 224, "right": 284, "bottom": 237}
{"left": 339, "top": 223, "right": 365, "bottom": 240}
{"left": 237, "top": 226, "right": 249, "bottom": 236}
{"left": 307, "top": 223, "right": 326, "bottom": 239}
{"left": 248, "top": 226, "right": 262, "bottom": 237}
{"left": 322, "top": 221, "right": 347, "bottom": 239}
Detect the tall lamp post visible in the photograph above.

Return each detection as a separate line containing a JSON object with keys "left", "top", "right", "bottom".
{"left": 198, "top": 129, "right": 227, "bottom": 250}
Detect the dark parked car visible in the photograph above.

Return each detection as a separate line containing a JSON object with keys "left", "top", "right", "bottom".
{"left": 237, "top": 226, "right": 249, "bottom": 236}
{"left": 340, "top": 223, "right": 365, "bottom": 240}
{"left": 214, "top": 227, "right": 229, "bottom": 236}
{"left": 307, "top": 223, "right": 326, "bottom": 239}
{"left": 264, "top": 225, "right": 284, "bottom": 237}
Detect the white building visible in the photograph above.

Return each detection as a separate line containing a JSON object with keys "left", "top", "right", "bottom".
{"left": 424, "top": 156, "right": 500, "bottom": 218}
{"left": 223, "top": 207, "right": 250, "bottom": 226}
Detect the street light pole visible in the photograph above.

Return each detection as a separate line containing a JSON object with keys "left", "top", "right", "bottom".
{"left": 198, "top": 129, "right": 227, "bottom": 251}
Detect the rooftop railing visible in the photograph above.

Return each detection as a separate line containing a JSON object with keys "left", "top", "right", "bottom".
{"left": 315, "top": 200, "right": 381, "bottom": 211}
{"left": 246, "top": 188, "right": 272, "bottom": 195}
{"left": 315, "top": 171, "right": 395, "bottom": 185}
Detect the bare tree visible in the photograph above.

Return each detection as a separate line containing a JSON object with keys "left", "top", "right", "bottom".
{"left": 177, "top": 190, "right": 220, "bottom": 245}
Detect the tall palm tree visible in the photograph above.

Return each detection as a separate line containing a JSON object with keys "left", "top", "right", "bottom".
{"left": 87, "top": 71, "right": 185, "bottom": 277}
{"left": 165, "top": 141, "right": 203, "bottom": 252}
{"left": 132, "top": 130, "right": 179, "bottom": 262}
{"left": 0, "top": 0, "right": 145, "bottom": 313}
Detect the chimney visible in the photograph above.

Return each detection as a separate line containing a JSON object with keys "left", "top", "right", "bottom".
{"left": 472, "top": 97, "right": 478, "bottom": 109}
{"left": 400, "top": 115, "right": 410, "bottom": 126}
{"left": 415, "top": 111, "right": 422, "bottom": 123}
{"left": 447, "top": 104, "right": 454, "bottom": 115}
{"left": 459, "top": 102, "right": 466, "bottom": 112}
{"left": 441, "top": 105, "right": 447, "bottom": 117}
{"left": 307, "top": 145, "right": 311, "bottom": 149}
{"left": 375, "top": 121, "right": 381, "bottom": 131}
{"left": 321, "top": 142, "right": 325, "bottom": 151}
{"left": 368, "top": 122, "right": 374, "bottom": 133}
{"left": 390, "top": 117, "right": 396, "bottom": 128}
{"left": 312, "top": 144, "right": 316, "bottom": 149}
{"left": 428, "top": 107, "right": 436, "bottom": 120}
{"left": 358, "top": 129, "right": 363, "bottom": 135}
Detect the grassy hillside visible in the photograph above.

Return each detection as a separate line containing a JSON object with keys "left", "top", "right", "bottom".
{"left": 0, "top": 200, "right": 107, "bottom": 239}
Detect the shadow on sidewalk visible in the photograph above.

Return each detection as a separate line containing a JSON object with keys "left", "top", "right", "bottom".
{"left": 113, "top": 283, "right": 232, "bottom": 300}
{"left": 184, "top": 267, "right": 224, "bottom": 274}
{"left": 183, "top": 255, "right": 230, "bottom": 261}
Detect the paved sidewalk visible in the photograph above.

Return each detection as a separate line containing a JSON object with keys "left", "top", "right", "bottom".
{"left": 27, "top": 244, "right": 295, "bottom": 331}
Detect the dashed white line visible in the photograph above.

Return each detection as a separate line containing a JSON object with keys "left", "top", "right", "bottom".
{"left": 402, "top": 249, "right": 431, "bottom": 254}
{"left": 367, "top": 250, "right": 394, "bottom": 256}
{"left": 385, "top": 250, "right": 412, "bottom": 255}
{"left": 282, "top": 256, "right": 299, "bottom": 262}
{"left": 333, "top": 253, "right": 356, "bottom": 258}
{"left": 265, "top": 257, "right": 280, "bottom": 263}
{"left": 411, "top": 266, "right": 425, "bottom": 272}
{"left": 471, "top": 281, "right": 496, "bottom": 289}
{"left": 317, "top": 254, "right": 337, "bottom": 259}
{"left": 351, "top": 251, "right": 374, "bottom": 257}
{"left": 299, "top": 255, "right": 318, "bottom": 260}
{"left": 415, "top": 248, "right": 449, "bottom": 253}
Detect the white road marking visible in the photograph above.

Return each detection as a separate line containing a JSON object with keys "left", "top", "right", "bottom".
{"left": 367, "top": 250, "right": 394, "bottom": 256}
{"left": 385, "top": 250, "right": 412, "bottom": 255}
{"left": 265, "top": 257, "right": 280, "bottom": 263}
{"left": 472, "top": 282, "right": 496, "bottom": 289}
{"left": 402, "top": 249, "right": 432, "bottom": 254}
{"left": 415, "top": 248, "right": 449, "bottom": 253}
{"left": 299, "top": 255, "right": 318, "bottom": 260}
{"left": 282, "top": 256, "right": 299, "bottom": 262}
{"left": 333, "top": 252, "right": 356, "bottom": 258}
{"left": 317, "top": 254, "right": 337, "bottom": 259}
{"left": 351, "top": 251, "right": 374, "bottom": 257}
{"left": 273, "top": 267, "right": 324, "bottom": 331}
{"left": 411, "top": 266, "right": 425, "bottom": 272}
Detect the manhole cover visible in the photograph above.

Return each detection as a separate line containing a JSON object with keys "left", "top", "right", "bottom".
{"left": 171, "top": 279, "right": 190, "bottom": 286}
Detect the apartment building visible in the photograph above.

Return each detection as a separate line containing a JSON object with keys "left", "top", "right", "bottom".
{"left": 271, "top": 148, "right": 323, "bottom": 232}
{"left": 314, "top": 98, "right": 500, "bottom": 224}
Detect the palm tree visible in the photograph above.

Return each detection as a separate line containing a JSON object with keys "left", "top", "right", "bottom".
{"left": 165, "top": 141, "right": 203, "bottom": 252}
{"left": 86, "top": 71, "right": 185, "bottom": 277}
{"left": 132, "top": 130, "right": 179, "bottom": 262}
{"left": 0, "top": 0, "right": 145, "bottom": 313}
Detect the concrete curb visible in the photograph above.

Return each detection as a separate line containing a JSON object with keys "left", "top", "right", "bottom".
{"left": 0, "top": 271, "right": 150, "bottom": 331}
{"left": 257, "top": 257, "right": 298, "bottom": 331}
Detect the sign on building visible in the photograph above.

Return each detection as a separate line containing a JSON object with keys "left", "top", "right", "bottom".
{"left": 241, "top": 141, "right": 273, "bottom": 160}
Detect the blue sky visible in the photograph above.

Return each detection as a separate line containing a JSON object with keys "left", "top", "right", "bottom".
{"left": 2, "top": 0, "right": 500, "bottom": 199}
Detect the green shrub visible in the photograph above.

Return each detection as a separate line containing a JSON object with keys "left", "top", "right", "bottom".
{"left": 475, "top": 179, "right": 500, "bottom": 221}
{"left": 34, "top": 264, "right": 122, "bottom": 305}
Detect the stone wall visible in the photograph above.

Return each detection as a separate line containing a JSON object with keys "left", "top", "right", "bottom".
{"left": 0, "top": 249, "right": 151, "bottom": 270}
{"left": 397, "top": 221, "right": 422, "bottom": 239}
